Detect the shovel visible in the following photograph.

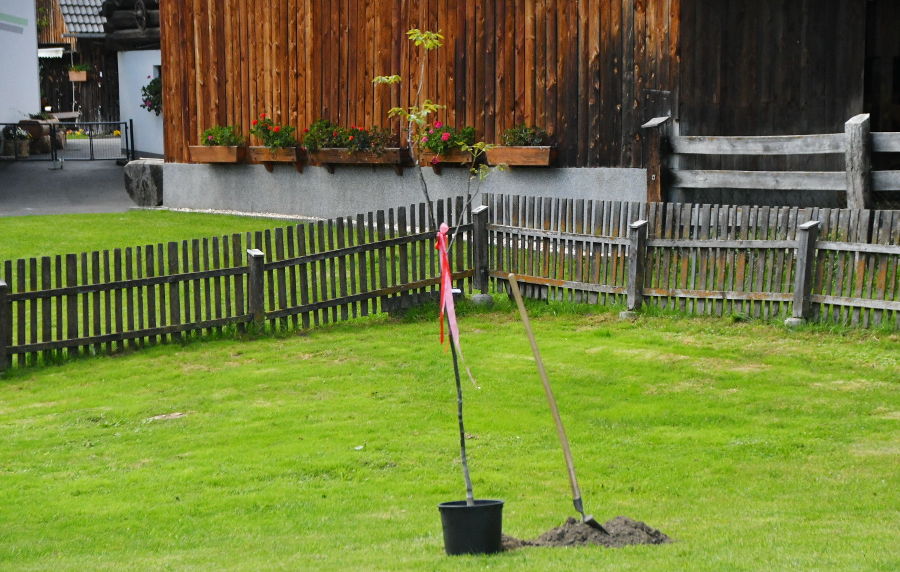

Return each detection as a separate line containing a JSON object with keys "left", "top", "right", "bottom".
{"left": 508, "top": 273, "right": 606, "bottom": 532}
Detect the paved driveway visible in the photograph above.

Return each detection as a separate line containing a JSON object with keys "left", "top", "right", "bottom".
{"left": 0, "top": 159, "right": 135, "bottom": 216}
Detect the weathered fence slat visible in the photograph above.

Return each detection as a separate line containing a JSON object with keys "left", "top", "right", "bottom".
{"left": 872, "top": 132, "right": 900, "bottom": 153}
{"left": 872, "top": 171, "right": 900, "bottom": 192}
{"left": 670, "top": 133, "right": 847, "bottom": 156}
{"left": 670, "top": 170, "right": 847, "bottom": 191}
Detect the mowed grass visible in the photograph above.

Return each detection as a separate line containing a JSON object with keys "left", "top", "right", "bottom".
{"left": 0, "top": 210, "right": 298, "bottom": 262}
{"left": 0, "top": 300, "right": 897, "bottom": 571}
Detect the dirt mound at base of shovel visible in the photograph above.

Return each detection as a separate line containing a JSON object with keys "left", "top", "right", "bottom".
{"left": 502, "top": 516, "right": 671, "bottom": 550}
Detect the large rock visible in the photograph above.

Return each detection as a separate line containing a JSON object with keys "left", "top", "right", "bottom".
{"left": 124, "top": 159, "right": 164, "bottom": 206}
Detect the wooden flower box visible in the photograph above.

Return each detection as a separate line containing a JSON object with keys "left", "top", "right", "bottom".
{"left": 485, "top": 146, "right": 556, "bottom": 167}
{"left": 247, "top": 146, "right": 305, "bottom": 172}
{"left": 188, "top": 145, "right": 246, "bottom": 164}
{"left": 308, "top": 147, "right": 411, "bottom": 176}
{"left": 68, "top": 70, "right": 88, "bottom": 82}
{"left": 418, "top": 149, "right": 473, "bottom": 174}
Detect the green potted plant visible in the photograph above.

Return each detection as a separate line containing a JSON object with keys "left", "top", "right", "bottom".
{"left": 139, "top": 76, "right": 162, "bottom": 116}
{"left": 2, "top": 126, "right": 32, "bottom": 157}
{"left": 248, "top": 113, "right": 304, "bottom": 172}
{"left": 486, "top": 124, "right": 556, "bottom": 166}
{"left": 304, "top": 119, "right": 409, "bottom": 175}
{"left": 68, "top": 64, "right": 90, "bottom": 82}
{"left": 189, "top": 125, "right": 246, "bottom": 163}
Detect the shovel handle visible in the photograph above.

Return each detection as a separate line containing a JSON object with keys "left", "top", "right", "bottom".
{"left": 507, "top": 274, "right": 583, "bottom": 504}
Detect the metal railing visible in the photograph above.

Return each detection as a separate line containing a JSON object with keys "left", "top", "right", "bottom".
{"left": 0, "top": 120, "right": 134, "bottom": 163}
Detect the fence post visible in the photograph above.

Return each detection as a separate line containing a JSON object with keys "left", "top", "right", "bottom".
{"left": 0, "top": 280, "right": 9, "bottom": 371}
{"left": 622, "top": 220, "right": 648, "bottom": 318}
{"left": 129, "top": 119, "right": 136, "bottom": 161}
{"left": 845, "top": 114, "right": 872, "bottom": 211}
{"left": 472, "top": 205, "right": 489, "bottom": 294}
{"left": 641, "top": 116, "right": 671, "bottom": 203}
{"left": 786, "top": 220, "right": 820, "bottom": 327}
{"left": 247, "top": 249, "right": 266, "bottom": 329}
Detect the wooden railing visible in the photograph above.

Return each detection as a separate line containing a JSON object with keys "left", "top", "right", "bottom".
{"left": 642, "top": 114, "right": 900, "bottom": 211}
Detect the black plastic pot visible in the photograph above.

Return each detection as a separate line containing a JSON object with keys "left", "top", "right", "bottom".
{"left": 437, "top": 499, "right": 504, "bottom": 555}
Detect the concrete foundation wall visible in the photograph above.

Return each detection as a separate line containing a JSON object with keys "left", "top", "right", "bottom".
{"left": 164, "top": 163, "right": 647, "bottom": 219}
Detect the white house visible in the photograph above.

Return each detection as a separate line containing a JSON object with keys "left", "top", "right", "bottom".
{"left": 0, "top": 0, "right": 40, "bottom": 124}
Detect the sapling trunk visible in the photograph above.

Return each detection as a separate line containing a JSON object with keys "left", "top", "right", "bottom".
{"left": 448, "top": 319, "right": 475, "bottom": 506}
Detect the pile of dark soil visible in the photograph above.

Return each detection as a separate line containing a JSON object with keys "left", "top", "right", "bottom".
{"left": 502, "top": 516, "right": 672, "bottom": 550}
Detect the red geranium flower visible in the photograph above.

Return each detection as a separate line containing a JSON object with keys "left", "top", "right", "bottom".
{"left": 260, "top": 113, "right": 267, "bottom": 118}
{"left": 251, "top": 119, "right": 258, "bottom": 126}
{"left": 348, "top": 135, "right": 354, "bottom": 141}
{"left": 273, "top": 126, "right": 281, "bottom": 133}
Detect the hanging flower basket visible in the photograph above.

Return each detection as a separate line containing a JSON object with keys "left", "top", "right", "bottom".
{"left": 68, "top": 70, "right": 88, "bottom": 82}
{"left": 308, "top": 147, "right": 411, "bottom": 176}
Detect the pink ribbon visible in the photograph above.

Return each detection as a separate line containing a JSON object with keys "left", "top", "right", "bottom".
{"left": 436, "top": 223, "right": 461, "bottom": 349}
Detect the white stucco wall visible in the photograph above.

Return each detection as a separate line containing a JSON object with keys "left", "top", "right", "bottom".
{"left": 0, "top": 1, "right": 39, "bottom": 124}
{"left": 118, "top": 49, "right": 163, "bottom": 157}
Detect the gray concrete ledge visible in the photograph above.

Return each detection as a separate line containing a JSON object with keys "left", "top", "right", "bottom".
{"left": 164, "top": 163, "right": 647, "bottom": 219}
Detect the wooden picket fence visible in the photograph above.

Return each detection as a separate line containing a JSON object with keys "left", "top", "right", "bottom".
{"left": 0, "top": 197, "right": 473, "bottom": 369}
{"left": 484, "top": 194, "right": 900, "bottom": 327}
{"left": 2, "top": 195, "right": 898, "bottom": 370}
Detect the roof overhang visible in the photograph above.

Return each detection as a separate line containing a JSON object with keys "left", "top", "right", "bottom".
{"left": 38, "top": 47, "right": 66, "bottom": 58}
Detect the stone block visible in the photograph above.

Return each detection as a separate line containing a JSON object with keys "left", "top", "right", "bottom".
{"left": 124, "top": 159, "right": 164, "bottom": 206}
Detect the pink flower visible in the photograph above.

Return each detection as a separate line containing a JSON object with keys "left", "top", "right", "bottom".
{"left": 420, "top": 136, "right": 428, "bottom": 143}
{"left": 428, "top": 129, "right": 434, "bottom": 134}
{"left": 207, "top": 135, "right": 214, "bottom": 141}
{"left": 433, "top": 121, "right": 443, "bottom": 128}
{"left": 440, "top": 132, "right": 451, "bottom": 142}
{"left": 348, "top": 135, "right": 354, "bottom": 141}
{"left": 430, "top": 156, "right": 440, "bottom": 165}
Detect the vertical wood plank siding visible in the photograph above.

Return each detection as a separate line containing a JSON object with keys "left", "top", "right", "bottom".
{"left": 162, "top": 0, "right": 679, "bottom": 167}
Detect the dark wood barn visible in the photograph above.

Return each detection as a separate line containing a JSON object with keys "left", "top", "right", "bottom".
{"left": 37, "top": 0, "right": 120, "bottom": 122}
{"left": 161, "top": 0, "right": 898, "bottom": 205}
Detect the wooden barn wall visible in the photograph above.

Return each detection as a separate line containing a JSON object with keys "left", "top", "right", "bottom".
{"left": 678, "top": 0, "right": 865, "bottom": 140}
{"left": 161, "top": 0, "right": 680, "bottom": 166}
{"left": 36, "top": 0, "right": 75, "bottom": 48}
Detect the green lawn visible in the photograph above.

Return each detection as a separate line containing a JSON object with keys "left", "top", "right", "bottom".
{"left": 1, "top": 301, "right": 897, "bottom": 570}
{"left": 0, "top": 211, "right": 300, "bottom": 263}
